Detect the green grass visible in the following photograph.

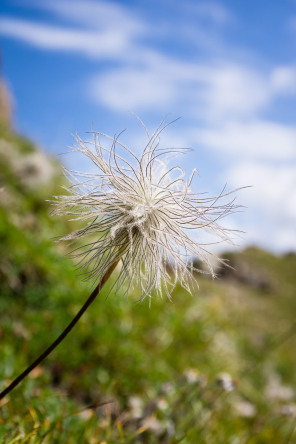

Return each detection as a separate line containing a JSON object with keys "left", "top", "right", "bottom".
{"left": 1, "top": 127, "right": 296, "bottom": 443}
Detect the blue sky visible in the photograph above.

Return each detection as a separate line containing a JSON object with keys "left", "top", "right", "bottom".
{"left": 1, "top": 0, "right": 296, "bottom": 253}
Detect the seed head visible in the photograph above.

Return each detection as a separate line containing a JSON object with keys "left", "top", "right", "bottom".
{"left": 53, "top": 118, "right": 240, "bottom": 301}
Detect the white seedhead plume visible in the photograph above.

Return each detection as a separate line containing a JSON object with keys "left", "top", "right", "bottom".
{"left": 0, "top": 118, "right": 242, "bottom": 400}
{"left": 53, "top": 118, "right": 239, "bottom": 301}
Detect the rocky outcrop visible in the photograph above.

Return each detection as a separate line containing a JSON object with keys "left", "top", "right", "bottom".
{"left": 218, "top": 249, "right": 274, "bottom": 292}
{"left": 0, "top": 54, "right": 12, "bottom": 127}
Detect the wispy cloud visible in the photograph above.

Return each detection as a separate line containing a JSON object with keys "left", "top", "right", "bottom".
{"left": 227, "top": 162, "right": 296, "bottom": 251}
{"left": 197, "top": 120, "right": 296, "bottom": 161}
{"left": 0, "top": 17, "right": 133, "bottom": 57}
{"left": 0, "top": 0, "right": 231, "bottom": 61}
{"left": 188, "top": 1, "right": 233, "bottom": 25}
{"left": 270, "top": 66, "right": 296, "bottom": 94}
{"left": 1, "top": 0, "right": 295, "bottom": 252}
{"left": 89, "top": 59, "right": 296, "bottom": 123}
{"left": 0, "top": 0, "right": 146, "bottom": 59}
{"left": 33, "top": 0, "right": 145, "bottom": 33}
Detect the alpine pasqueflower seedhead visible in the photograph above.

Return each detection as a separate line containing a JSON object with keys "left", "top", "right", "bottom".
{"left": 0, "top": 119, "right": 242, "bottom": 401}
{"left": 54, "top": 119, "right": 239, "bottom": 301}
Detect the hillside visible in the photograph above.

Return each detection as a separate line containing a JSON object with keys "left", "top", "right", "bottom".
{"left": 0, "top": 120, "right": 296, "bottom": 443}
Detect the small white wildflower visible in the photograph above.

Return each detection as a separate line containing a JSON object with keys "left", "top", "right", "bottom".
{"left": 216, "top": 372, "right": 235, "bottom": 392}
{"left": 265, "top": 372, "right": 294, "bottom": 401}
{"left": 53, "top": 118, "right": 240, "bottom": 301}
{"left": 157, "top": 398, "right": 169, "bottom": 411}
{"left": 234, "top": 400, "right": 256, "bottom": 418}
{"left": 184, "top": 368, "right": 200, "bottom": 384}
{"left": 160, "top": 382, "right": 175, "bottom": 395}
{"left": 128, "top": 395, "right": 144, "bottom": 418}
{"left": 280, "top": 404, "right": 296, "bottom": 417}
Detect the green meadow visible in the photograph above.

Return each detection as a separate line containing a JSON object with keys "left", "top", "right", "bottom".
{"left": 1, "top": 125, "right": 296, "bottom": 443}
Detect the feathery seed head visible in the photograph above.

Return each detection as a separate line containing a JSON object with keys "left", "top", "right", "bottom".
{"left": 53, "top": 118, "right": 240, "bottom": 301}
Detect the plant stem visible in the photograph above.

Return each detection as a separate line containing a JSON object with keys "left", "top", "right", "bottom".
{"left": 0, "top": 258, "right": 120, "bottom": 401}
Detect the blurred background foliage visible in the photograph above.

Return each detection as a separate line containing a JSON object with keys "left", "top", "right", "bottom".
{"left": 1, "top": 77, "right": 296, "bottom": 443}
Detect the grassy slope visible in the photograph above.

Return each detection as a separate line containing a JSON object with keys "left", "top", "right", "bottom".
{"left": 0, "top": 126, "right": 296, "bottom": 443}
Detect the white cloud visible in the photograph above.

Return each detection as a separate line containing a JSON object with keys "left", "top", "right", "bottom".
{"left": 270, "top": 66, "right": 296, "bottom": 94}
{"left": 197, "top": 120, "right": 296, "bottom": 161}
{"left": 227, "top": 162, "right": 296, "bottom": 252}
{"left": 0, "top": 0, "right": 147, "bottom": 59}
{"left": 29, "top": 0, "right": 146, "bottom": 34}
{"left": 184, "top": 1, "right": 232, "bottom": 25}
{"left": 0, "top": 0, "right": 231, "bottom": 61}
{"left": 89, "top": 59, "right": 296, "bottom": 121}
{"left": 228, "top": 163, "right": 296, "bottom": 216}
{"left": 201, "top": 66, "right": 271, "bottom": 119}
{"left": 0, "top": 17, "right": 133, "bottom": 57}
{"left": 90, "top": 67, "right": 176, "bottom": 111}
{"left": 88, "top": 54, "right": 206, "bottom": 111}
{"left": 1, "top": 1, "right": 294, "bottom": 121}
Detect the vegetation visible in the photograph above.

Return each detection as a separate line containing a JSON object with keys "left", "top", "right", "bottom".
{"left": 1, "top": 125, "right": 296, "bottom": 443}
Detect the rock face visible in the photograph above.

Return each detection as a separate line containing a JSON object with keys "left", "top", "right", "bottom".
{"left": 218, "top": 248, "right": 274, "bottom": 292}
{"left": 0, "top": 56, "right": 12, "bottom": 127}
{"left": 0, "top": 81, "right": 11, "bottom": 127}
{"left": 0, "top": 91, "right": 63, "bottom": 300}
{"left": 0, "top": 138, "right": 57, "bottom": 190}
{"left": 0, "top": 55, "right": 59, "bottom": 195}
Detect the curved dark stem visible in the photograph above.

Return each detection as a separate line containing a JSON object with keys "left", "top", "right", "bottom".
{"left": 0, "top": 259, "right": 120, "bottom": 402}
